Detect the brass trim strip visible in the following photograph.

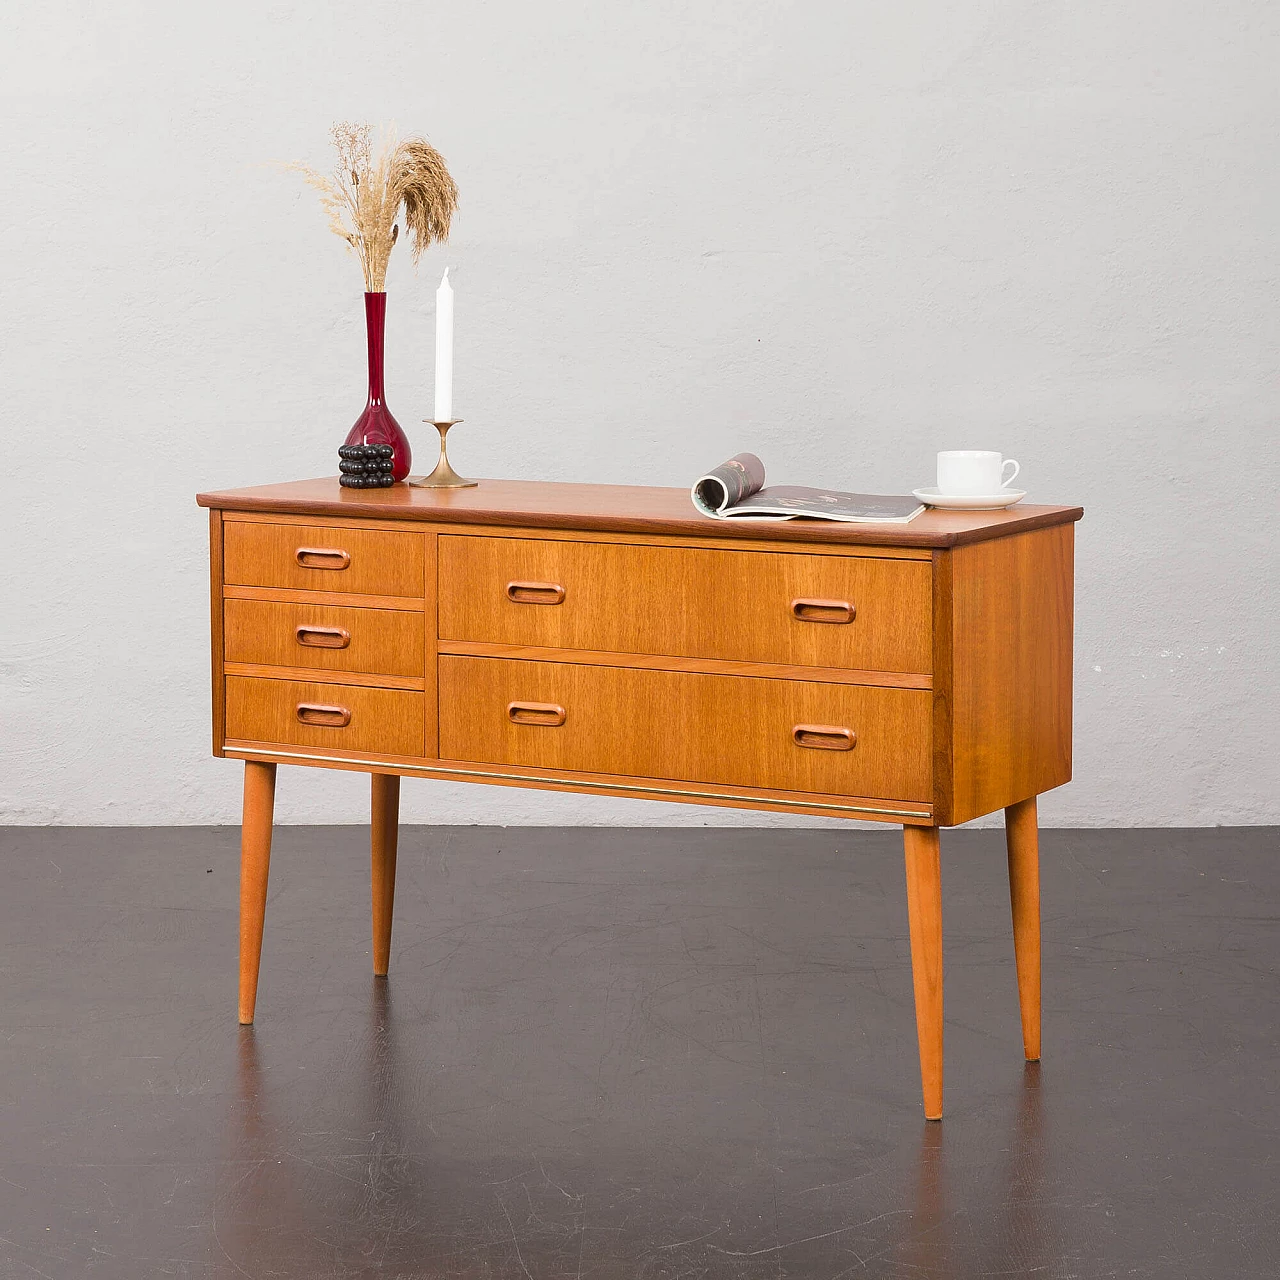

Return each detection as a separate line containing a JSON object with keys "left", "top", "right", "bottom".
{"left": 220, "top": 744, "right": 934, "bottom": 820}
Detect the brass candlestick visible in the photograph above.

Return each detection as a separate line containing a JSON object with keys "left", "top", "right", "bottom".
{"left": 411, "top": 419, "right": 477, "bottom": 488}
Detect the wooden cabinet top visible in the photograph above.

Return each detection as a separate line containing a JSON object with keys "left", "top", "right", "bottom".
{"left": 197, "top": 477, "right": 1082, "bottom": 549}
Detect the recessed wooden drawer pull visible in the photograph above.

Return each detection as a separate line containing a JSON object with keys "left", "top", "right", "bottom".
{"left": 507, "top": 701, "right": 567, "bottom": 727}
{"left": 295, "top": 547, "right": 351, "bottom": 570}
{"left": 506, "top": 581, "right": 566, "bottom": 605}
{"left": 791, "top": 598, "right": 855, "bottom": 624}
{"left": 792, "top": 724, "right": 856, "bottom": 751}
{"left": 294, "top": 625, "right": 351, "bottom": 650}
{"left": 295, "top": 702, "right": 352, "bottom": 728}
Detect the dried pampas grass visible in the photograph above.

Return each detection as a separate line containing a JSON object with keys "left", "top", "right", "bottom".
{"left": 291, "top": 122, "right": 458, "bottom": 291}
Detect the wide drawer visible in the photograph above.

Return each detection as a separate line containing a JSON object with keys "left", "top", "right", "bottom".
{"left": 224, "top": 598, "right": 425, "bottom": 678}
{"left": 439, "top": 537, "right": 931, "bottom": 673}
{"left": 225, "top": 676, "right": 425, "bottom": 756}
{"left": 439, "top": 656, "right": 931, "bottom": 801}
{"left": 224, "top": 521, "right": 425, "bottom": 597}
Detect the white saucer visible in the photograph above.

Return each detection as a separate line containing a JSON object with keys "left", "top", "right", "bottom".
{"left": 912, "top": 487, "right": 1027, "bottom": 511}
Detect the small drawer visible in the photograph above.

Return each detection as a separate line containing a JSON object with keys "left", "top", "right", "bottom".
{"left": 225, "top": 676, "right": 424, "bottom": 756}
{"left": 439, "top": 537, "right": 931, "bottom": 673}
{"left": 224, "top": 599, "right": 424, "bottom": 678}
{"left": 224, "top": 521, "right": 424, "bottom": 598}
{"left": 439, "top": 656, "right": 931, "bottom": 801}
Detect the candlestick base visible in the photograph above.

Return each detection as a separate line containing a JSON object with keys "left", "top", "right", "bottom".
{"left": 410, "top": 420, "right": 477, "bottom": 489}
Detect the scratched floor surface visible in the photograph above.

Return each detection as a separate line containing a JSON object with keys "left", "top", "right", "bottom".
{"left": 0, "top": 825, "right": 1275, "bottom": 1279}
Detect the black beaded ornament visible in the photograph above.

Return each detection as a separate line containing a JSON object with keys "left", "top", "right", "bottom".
{"left": 338, "top": 443, "right": 396, "bottom": 488}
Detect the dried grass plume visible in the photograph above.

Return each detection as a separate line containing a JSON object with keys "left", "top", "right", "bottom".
{"left": 290, "top": 122, "right": 458, "bottom": 291}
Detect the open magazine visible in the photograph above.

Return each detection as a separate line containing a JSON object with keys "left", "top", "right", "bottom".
{"left": 692, "top": 453, "right": 924, "bottom": 523}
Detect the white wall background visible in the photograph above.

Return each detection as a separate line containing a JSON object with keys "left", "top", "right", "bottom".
{"left": 2, "top": 1, "right": 1277, "bottom": 827}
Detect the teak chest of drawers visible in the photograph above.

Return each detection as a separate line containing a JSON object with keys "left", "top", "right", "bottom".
{"left": 197, "top": 477, "right": 1082, "bottom": 1119}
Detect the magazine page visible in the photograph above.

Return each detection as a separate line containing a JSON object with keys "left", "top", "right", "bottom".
{"left": 691, "top": 453, "right": 768, "bottom": 517}
{"left": 724, "top": 487, "right": 923, "bottom": 523}
{"left": 692, "top": 454, "right": 923, "bottom": 523}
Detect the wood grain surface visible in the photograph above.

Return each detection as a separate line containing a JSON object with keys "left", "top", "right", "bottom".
{"left": 439, "top": 535, "right": 932, "bottom": 674}
{"left": 223, "top": 598, "right": 426, "bottom": 679}
{"left": 223, "top": 663, "right": 424, "bottom": 692}
{"left": 209, "top": 509, "right": 225, "bottom": 757}
{"left": 903, "top": 824, "right": 944, "bottom": 1119}
{"left": 221, "top": 510, "right": 934, "bottom": 559}
{"left": 225, "top": 675, "right": 425, "bottom": 757}
{"left": 1005, "top": 796, "right": 1042, "bottom": 1062}
{"left": 219, "top": 739, "right": 935, "bottom": 823}
{"left": 223, "top": 520, "right": 425, "bottom": 598}
{"left": 238, "top": 760, "right": 276, "bottom": 1025}
{"left": 942, "top": 524, "right": 1074, "bottom": 824}
{"left": 200, "top": 480, "right": 1081, "bottom": 1122}
{"left": 439, "top": 656, "right": 932, "bottom": 801}
{"left": 198, "top": 477, "right": 1083, "bottom": 550}
{"left": 370, "top": 774, "right": 399, "bottom": 977}
{"left": 929, "top": 548, "right": 954, "bottom": 819}
{"left": 223, "top": 584, "right": 426, "bottom": 612}
{"left": 422, "top": 533, "right": 440, "bottom": 759}
{"left": 437, "top": 640, "right": 932, "bottom": 689}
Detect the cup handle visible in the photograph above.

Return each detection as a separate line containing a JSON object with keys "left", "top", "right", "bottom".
{"left": 1001, "top": 458, "right": 1020, "bottom": 488}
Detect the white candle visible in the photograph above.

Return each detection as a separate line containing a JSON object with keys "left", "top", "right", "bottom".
{"left": 433, "top": 268, "right": 454, "bottom": 422}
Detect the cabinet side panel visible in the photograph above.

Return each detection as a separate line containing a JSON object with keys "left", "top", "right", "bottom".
{"left": 425, "top": 531, "right": 438, "bottom": 758}
{"left": 209, "top": 508, "right": 226, "bottom": 756}
{"left": 931, "top": 549, "right": 954, "bottom": 823}
{"left": 949, "top": 524, "right": 1074, "bottom": 824}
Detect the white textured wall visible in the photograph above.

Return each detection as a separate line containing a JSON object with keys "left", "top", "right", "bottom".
{"left": 2, "top": 2, "right": 1277, "bottom": 827}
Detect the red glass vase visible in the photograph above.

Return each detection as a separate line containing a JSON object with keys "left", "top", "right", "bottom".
{"left": 343, "top": 292, "right": 411, "bottom": 482}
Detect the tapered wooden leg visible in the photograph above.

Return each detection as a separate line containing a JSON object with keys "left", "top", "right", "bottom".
{"left": 1005, "top": 796, "right": 1041, "bottom": 1062}
{"left": 371, "top": 773, "right": 400, "bottom": 977}
{"left": 904, "top": 824, "right": 944, "bottom": 1120}
{"left": 239, "top": 761, "right": 277, "bottom": 1025}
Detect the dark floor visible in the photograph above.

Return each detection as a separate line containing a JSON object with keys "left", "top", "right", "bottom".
{"left": 0, "top": 825, "right": 1276, "bottom": 1279}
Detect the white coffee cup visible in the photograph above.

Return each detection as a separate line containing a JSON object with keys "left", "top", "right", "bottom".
{"left": 937, "top": 451, "right": 1020, "bottom": 496}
